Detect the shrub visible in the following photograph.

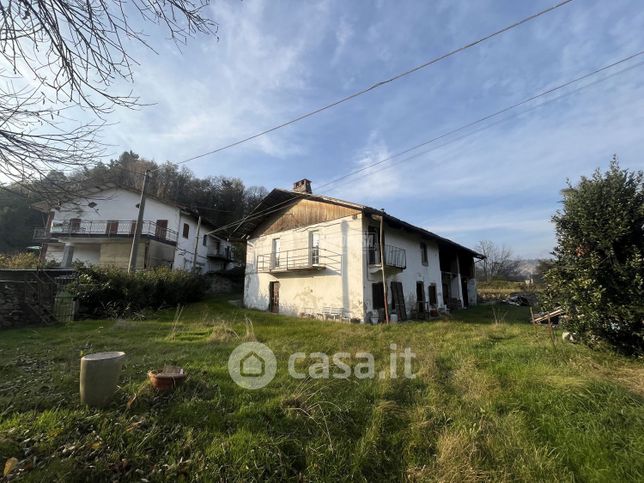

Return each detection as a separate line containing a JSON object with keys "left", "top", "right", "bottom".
{"left": 0, "top": 252, "right": 58, "bottom": 269}
{"left": 70, "top": 266, "right": 208, "bottom": 318}
{"left": 544, "top": 160, "right": 644, "bottom": 354}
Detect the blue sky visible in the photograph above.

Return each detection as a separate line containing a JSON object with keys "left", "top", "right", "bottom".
{"left": 101, "top": 0, "right": 644, "bottom": 258}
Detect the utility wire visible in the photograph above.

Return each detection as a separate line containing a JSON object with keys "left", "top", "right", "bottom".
{"left": 8, "top": 1, "right": 574, "bottom": 194}
{"left": 316, "top": 49, "right": 644, "bottom": 192}
{"left": 324, "top": 57, "right": 644, "bottom": 195}
{"left": 153, "top": 0, "right": 575, "bottom": 172}
{"left": 204, "top": 49, "right": 644, "bottom": 237}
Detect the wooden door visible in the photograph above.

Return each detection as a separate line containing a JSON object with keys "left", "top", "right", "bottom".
{"left": 269, "top": 281, "right": 280, "bottom": 313}
{"left": 106, "top": 220, "right": 119, "bottom": 235}
{"left": 428, "top": 284, "right": 438, "bottom": 306}
{"left": 390, "top": 281, "right": 407, "bottom": 321}
{"left": 155, "top": 219, "right": 168, "bottom": 240}
{"left": 416, "top": 282, "right": 425, "bottom": 313}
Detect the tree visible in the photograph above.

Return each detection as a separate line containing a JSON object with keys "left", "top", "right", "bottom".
{"left": 475, "top": 240, "right": 521, "bottom": 281}
{"left": 0, "top": 0, "right": 216, "bottom": 200}
{"left": 544, "top": 159, "right": 644, "bottom": 354}
{"left": 0, "top": 186, "right": 44, "bottom": 253}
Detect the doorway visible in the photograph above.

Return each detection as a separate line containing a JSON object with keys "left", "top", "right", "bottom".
{"left": 269, "top": 281, "right": 280, "bottom": 313}
{"left": 461, "top": 278, "right": 469, "bottom": 308}
{"left": 416, "top": 281, "right": 425, "bottom": 314}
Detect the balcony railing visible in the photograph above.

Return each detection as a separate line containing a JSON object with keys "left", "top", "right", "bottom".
{"left": 33, "top": 220, "right": 179, "bottom": 244}
{"left": 256, "top": 247, "right": 341, "bottom": 273}
{"left": 366, "top": 243, "right": 406, "bottom": 270}
{"left": 207, "top": 245, "right": 235, "bottom": 260}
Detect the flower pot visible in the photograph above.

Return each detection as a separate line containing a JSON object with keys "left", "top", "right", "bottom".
{"left": 148, "top": 366, "right": 186, "bottom": 392}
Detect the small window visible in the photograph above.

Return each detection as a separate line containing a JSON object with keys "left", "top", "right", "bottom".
{"left": 183, "top": 223, "right": 190, "bottom": 239}
{"left": 420, "top": 242, "right": 428, "bottom": 265}
{"left": 202, "top": 235, "right": 207, "bottom": 246}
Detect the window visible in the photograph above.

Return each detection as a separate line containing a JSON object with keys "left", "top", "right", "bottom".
{"left": 183, "top": 223, "right": 190, "bottom": 239}
{"left": 367, "top": 226, "right": 379, "bottom": 264}
{"left": 372, "top": 282, "right": 385, "bottom": 310}
{"left": 310, "top": 230, "right": 320, "bottom": 265}
{"left": 420, "top": 242, "right": 428, "bottom": 265}
{"left": 202, "top": 234, "right": 207, "bottom": 246}
{"left": 272, "top": 238, "right": 281, "bottom": 268}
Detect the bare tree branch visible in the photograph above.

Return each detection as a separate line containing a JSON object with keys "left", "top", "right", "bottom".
{"left": 0, "top": 0, "right": 217, "bottom": 200}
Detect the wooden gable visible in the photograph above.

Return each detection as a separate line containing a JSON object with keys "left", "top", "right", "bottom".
{"left": 252, "top": 198, "right": 361, "bottom": 237}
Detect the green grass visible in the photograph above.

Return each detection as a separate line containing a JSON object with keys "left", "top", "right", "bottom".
{"left": 0, "top": 299, "right": 642, "bottom": 482}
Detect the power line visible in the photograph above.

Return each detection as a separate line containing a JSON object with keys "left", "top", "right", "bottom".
{"left": 325, "top": 57, "right": 644, "bottom": 195}
{"left": 204, "top": 49, "right": 644, "bottom": 237}
{"left": 154, "top": 0, "right": 575, "bottom": 173}
{"left": 316, "top": 49, "right": 644, "bottom": 192}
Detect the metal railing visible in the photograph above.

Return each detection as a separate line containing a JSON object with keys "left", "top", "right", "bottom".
{"left": 207, "top": 245, "right": 235, "bottom": 260}
{"left": 33, "top": 219, "right": 179, "bottom": 243}
{"left": 256, "top": 247, "right": 341, "bottom": 272}
{"left": 366, "top": 243, "right": 406, "bottom": 269}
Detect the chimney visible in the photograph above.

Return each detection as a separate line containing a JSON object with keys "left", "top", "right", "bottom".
{"left": 293, "top": 179, "right": 312, "bottom": 194}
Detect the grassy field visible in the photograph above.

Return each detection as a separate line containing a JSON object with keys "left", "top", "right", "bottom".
{"left": 0, "top": 299, "right": 642, "bottom": 482}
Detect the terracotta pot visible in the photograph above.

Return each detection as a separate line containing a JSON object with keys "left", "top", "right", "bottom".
{"left": 148, "top": 366, "right": 186, "bottom": 391}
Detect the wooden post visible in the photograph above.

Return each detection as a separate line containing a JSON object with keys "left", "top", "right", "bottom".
{"left": 128, "top": 170, "right": 150, "bottom": 273}
{"left": 378, "top": 213, "right": 389, "bottom": 324}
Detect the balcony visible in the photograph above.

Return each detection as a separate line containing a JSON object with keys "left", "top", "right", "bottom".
{"left": 33, "top": 220, "right": 178, "bottom": 244}
{"left": 207, "top": 245, "right": 235, "bottom": 261}
{"left": 367, "top": 243, "right": 406, "bottom": 270}
{"left": 256, "top": 247, "right": 341, "bottom": 273}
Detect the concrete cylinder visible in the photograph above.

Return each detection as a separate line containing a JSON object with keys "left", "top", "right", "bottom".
{"left": 80, "top": 351, "right": 126, "bottom": 407}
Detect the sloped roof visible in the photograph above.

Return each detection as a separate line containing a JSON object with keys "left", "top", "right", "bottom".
{"left": 231, "top": 188, "right": 484, "bottom": 258}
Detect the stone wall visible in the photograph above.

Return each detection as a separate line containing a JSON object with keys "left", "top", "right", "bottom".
{"left": 0, "top": 269, "right": 74, "bottom": 329}
{"left": 0, "top": 281, "right": 55, "bottom": 328}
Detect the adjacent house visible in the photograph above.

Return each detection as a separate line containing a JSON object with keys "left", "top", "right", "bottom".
{"left": 32, "top": 184, "right": 236, "bottom": 272}
{"left": 237, "top": 179, "right": 483, "bottom": 322}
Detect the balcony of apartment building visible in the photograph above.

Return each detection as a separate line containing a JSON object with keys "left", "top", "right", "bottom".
{"left": 256, "top": 246, "right": 342, "bottom": 274}
{"left": 207, "top": 241, "right": 235, "bottom": 261}
{"left": 364, "top": 233, "right": 406, "bottom": 272}
{"left": 33, "top": 219, "right": 179, "bottom": 245}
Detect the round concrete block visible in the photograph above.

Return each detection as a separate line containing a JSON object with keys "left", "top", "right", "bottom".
{"left": 80, "top": 351, "right": 126, "bottom": 407}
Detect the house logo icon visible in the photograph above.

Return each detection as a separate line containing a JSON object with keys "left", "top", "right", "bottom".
{"left": 228, "top": 342, "right": 277, "bottom": 389}
{"left": 240, "top": 351, "right": 265, "bottom": 377}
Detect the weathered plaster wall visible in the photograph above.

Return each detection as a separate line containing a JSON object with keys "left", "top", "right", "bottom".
{"left": 175, "top": 214, "right": 207, "bottom": 271}
{"left": 362, "top": 219, "right": 445, "bottom": 319}
{"left": 244, "top": 213, "right": 365, "bottom": 319}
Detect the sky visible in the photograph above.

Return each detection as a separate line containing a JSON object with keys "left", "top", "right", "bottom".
{"left": 62, "top": 0, "right": 644, "bottom": 258}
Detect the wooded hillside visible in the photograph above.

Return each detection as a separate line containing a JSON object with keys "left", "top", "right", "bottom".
{"left": 0, "top": 151, "right": 268, "bottom": 253}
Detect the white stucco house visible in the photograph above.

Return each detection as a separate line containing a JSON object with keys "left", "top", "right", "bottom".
{"left": 32, "top": 184, "right": 236, "bottom": 272}
{"left": 237, "top": 180, "right": 484, "bottom": 323}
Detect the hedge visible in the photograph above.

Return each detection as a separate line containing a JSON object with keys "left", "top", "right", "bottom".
{"left": 71, "top": 266, "right": 208, "bottom": 318}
